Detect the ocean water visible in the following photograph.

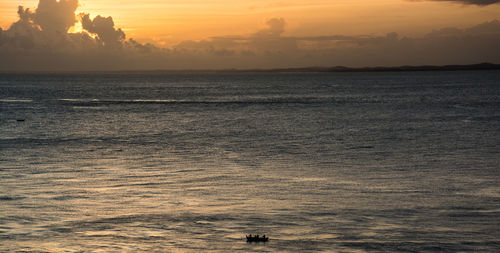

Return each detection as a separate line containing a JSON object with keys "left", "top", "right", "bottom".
{"left": 1, "top": 71, "right": 499, "bottom": 252}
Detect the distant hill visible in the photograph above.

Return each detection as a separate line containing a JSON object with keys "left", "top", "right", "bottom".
{"left": 231, "top": 63, "right": 500, "bottom": 73}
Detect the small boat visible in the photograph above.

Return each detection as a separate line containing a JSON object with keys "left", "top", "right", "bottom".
{"left": 246, "top": 234, "right": 269, "bottom": 242}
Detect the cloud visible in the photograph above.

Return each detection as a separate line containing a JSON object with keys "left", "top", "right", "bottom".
{"left": 16, "top": 0, "right": 79, "bottom": 33}
{"left": 416, "top": 0, "right": 500, "bottom": 6}
{"left": 255, "top": 18, "right": 286, "bottom": 37}
{"left": 0, "top": 0, "right": 499, "bottom": 71}
{"left": 80, "top": 14, "right": 125, "bottom": 47}
{"left": 167, "top": 18, "right": 499, "bottom": 69}
{"left": 0, "top": 0, "right": 169, "bottom": 71}
{"left": 172, "top": 18, "right": 296, "bottom": 58}
{"left": 35, "top": 0, "right": 79, "bottom": 33}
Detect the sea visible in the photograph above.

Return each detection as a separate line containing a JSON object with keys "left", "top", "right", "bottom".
{"left": 1, "top": 71, "right": 499, "bottom": 252}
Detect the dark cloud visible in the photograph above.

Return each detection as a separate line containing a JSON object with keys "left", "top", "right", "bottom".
{"left": 16, "top": 0, "right": 79, "bottom": 33}
{"left": 418, "top": 0, "right": 500, "bottom": 6}
{"left": 80, "top": 14, "right": 125, "bottom": 47}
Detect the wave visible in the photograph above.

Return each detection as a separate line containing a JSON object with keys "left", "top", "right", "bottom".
{"left": 58, "top": 98, "right": 330, "bottom": 105}
{"left": 0, "top": 195, "right": 26, "bottom": 201}
{"left": 0, "top": 98, "right": 33, "bottom": 103}
{"left": 56, "top": 97, "right": 404, "bottom": 107}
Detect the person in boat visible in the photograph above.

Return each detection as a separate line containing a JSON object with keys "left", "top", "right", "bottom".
{"left": 246, "top": 234, "right": 269, "bottom": 242}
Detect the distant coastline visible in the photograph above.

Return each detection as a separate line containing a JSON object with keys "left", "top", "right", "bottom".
{"left": 1, "top": 63, "right": 499, "bottom": 74}
{"left": 252, "top": 62, "right": 500, "bottom": 73}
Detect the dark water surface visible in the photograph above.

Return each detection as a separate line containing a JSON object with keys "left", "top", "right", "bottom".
{"left": 1, "top": 71, "right": 499, "bottom": 252}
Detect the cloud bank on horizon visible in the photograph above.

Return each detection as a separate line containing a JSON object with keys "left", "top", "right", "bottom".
{"left": 0, "top": 0, "right": 499, "bottom": 71}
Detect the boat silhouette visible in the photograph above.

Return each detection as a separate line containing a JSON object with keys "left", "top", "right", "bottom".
{"left": 246, "top": 234, "right": 269, "bottom": 242}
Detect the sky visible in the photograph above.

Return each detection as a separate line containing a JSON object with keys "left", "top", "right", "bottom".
{"left": 1, "top": 0, "right": 500, "bottom": 71}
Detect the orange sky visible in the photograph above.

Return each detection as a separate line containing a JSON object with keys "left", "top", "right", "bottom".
{"left": 1, "top": 0, "right": 499, "bottom": 47}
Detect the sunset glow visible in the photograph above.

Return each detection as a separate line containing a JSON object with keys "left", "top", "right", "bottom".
{"left": 1, "top": 0, "right": 499, "bottom": 70}
{"left": 2, "top": 0, "right": 499, "bottom": 46}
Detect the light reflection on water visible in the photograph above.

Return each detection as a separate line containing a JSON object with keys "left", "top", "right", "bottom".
{"left": 1, "top": 71, "right": 500, "bottom": 252}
